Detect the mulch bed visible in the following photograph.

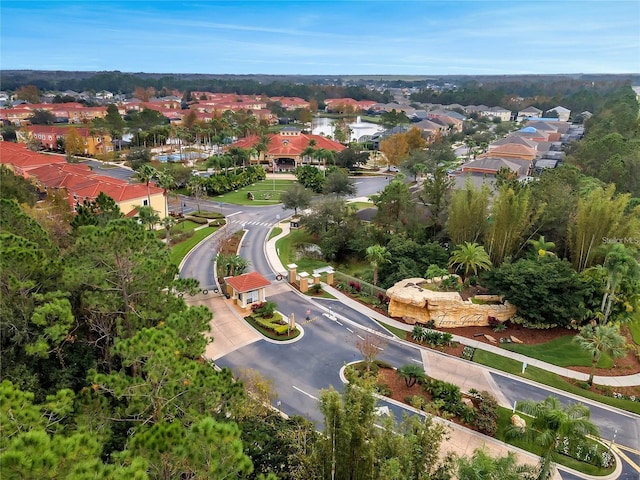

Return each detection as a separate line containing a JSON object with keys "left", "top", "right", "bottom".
{"left": 334, "top": 287, "right": 640, "bottom": 380}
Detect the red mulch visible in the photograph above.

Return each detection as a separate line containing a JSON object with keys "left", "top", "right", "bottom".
{"left": 376, "top": 367, "right": 478, "bottom": 430}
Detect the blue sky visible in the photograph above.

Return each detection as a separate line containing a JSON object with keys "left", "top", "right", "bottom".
{"left": 1, "top": 1, "right": 638, "bottom": 75}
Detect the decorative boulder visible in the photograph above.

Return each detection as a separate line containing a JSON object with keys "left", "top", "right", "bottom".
{"left": 386, "top": 277, "right": 516, "bottom": 328}
{"left": 511, "top": 414, "right": 526, "bottom": 432}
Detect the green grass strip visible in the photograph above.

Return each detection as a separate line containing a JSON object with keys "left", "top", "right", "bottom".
{"left": 501, "top": 335, "right": 613, "bottom": 368}
{"left": 268, "top": 227, "right": 282, "bottom": 241}
{"left": 629, "top": 315, "right": 640, "bottom": 345}
{"left": 376, "top": 320, "right": 409, "bottom": 339}
{"left": 275, "top": 229, "right": 327, "bottom": 273}
{"left": 170, "top": 226, "right": 217, "bottom": 266}
{"left": 473, "top": 349, "right": 640, "bottom": 415}
{"left": 213, "top": 179, "right": 295, "bottom": 205}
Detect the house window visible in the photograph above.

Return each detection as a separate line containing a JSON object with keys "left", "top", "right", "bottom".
{"left": 143, "top": 199, "right": 149, "bottom": 206}
{"left": 245, "top": 289, "right": 260, "bottom": 304}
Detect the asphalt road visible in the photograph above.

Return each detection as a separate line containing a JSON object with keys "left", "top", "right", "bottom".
{"left": 180, "top": 175, "right": 640, "bottom": 479}
{"left": 83, "top": 159, "right": 135, "bottom": 181}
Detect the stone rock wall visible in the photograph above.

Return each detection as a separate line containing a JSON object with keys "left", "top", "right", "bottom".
{"left": 386, "top": 278, "right": 516, "bottom": 328}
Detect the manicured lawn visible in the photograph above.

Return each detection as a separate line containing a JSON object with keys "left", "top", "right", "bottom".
{"left": 472, "top": 349, "right": 640, "bottom": 414}
{"left": 213, "top": 179, "right": 295, "bottom": 205}
{"left": 170, "top": 226, "right": 216, "bottom": 266}
{"left": 172, "top": 220, "right": 201, "bottom": 232}
{"left": 275, "top": 229, "right": 328, "bottom": 273}
{"left": 348, "top": 201, "right": 375, "bottom": 210}
{"left": 376, "top": 320, "right": 409, "bottom": 339}
{"left": 495, "top": 407, "right": 615, "bottom": 476}
{"left": 332, "top": 257, "right": 370, "bottom": 278}
{"left": 268, "top": 226, "right": 283, "bottom": 241}
{"left": 303, "top": 288, "right": 337, "bottom": 300}
{"left": 501, "top": 336, "right": 613, "bottom": 368}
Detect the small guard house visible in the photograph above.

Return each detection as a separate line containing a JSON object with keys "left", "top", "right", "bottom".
{"left": 224, "top": 272, "right": 271, "bottom": 310}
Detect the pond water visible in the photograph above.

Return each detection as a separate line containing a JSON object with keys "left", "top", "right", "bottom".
{"left": 156, "top": 152, "right": 209, "bottom": 162}
{"left": 311, "top": 116, "right": 383, "bottom": 142}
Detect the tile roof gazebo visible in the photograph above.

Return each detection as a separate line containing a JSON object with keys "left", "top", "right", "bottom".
{"left": 224, "top": 272, "right": 271, "bottom": 310}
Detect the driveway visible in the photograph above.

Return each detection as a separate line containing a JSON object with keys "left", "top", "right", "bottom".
{"left": 184, "top": 292, "right": 261, "bottom": 360}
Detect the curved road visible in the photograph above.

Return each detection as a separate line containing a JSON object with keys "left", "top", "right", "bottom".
{"left": 180, "top": 177, "right": 640, "bottom": 479}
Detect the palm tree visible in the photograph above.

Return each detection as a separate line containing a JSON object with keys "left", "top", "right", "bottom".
{"left": 456, "top": 446, "right": 537, "bottom": 480}
{"left": 365, "top": 244, "right": 390, "bottom": 286}
{"left": 396, "top": 364, "right": 425, "bottom": 388}
{"left": 154, "top": 170, "right": 175, "bottom": 218}
{"left": 134, "top": 164, "right": 157, "bottom": 208}
{"left": 527, "top": 235, "right": 556, "bottom": 257}
{"left": 448, "top": 242, "right": 493, "bottom": 282}
{"left": 508, "top": 396, "right": 599, "bottom": 480}
{"left": 599, "top": 244, "right": 640, "bottom": 323}
{"left": 220, "top": 254, "right": 249, "bottom": 277}
{"left": 574, "top": 324, "right": 627, "bottom": 386}
{"left": 314, "top": 148, "right": 335, "bottom": 173}
{"left": 162, "top": 216, "right": 175, "bottom": 244}
{"left": 137, "top": 205, "right": 160, "bottom": 231}
{"left": 255, "top": 134, "right": 270, "bottom": 163}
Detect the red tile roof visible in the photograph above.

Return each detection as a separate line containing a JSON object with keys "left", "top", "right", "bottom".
{"left": 232, "top": 132, "right": 346, "bottom": 156}
{"left": 225, "top": 272, "right": 271, "bottom": 293}
{"left": 0, "top": 142, "right": 66, "bottom": 174}
{"left": 1, "top": 142, "right": 162, "bottom": 211}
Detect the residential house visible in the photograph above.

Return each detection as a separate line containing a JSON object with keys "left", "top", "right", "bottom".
{"left": 231, "top": 127, "right": 346, "bottom": 172}
{"left": 517, "top": 106, "right": 543, "bottom": 122}
{"left": 325, "top": 98, "right": 377, "bottom": 113}
{"left": 412, "top": 118, "right": 448, "bottom": 140}
{"left": 426, "top": 109, "right": 464, "bottom": 133}
{"left": 461, "top": 157, "right": 531, "bottom": 177}
{"left": 0, "top": 141, "right": 66, "bottom": 177}
{"left": 0, "top": 142, "right": 166, "bottom": 217}
{"left": 269, "top": 97, "right": 310, "bottom": 111}
{"left": 545, "top": 106, "right": 571, "bottom": 122}
{"left": 17, "top": 125, "right": 113, "bottom": 156}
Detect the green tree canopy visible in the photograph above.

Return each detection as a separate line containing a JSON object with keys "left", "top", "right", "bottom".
{"left": 482, "top": 256, "right": 591, "bottom": 328}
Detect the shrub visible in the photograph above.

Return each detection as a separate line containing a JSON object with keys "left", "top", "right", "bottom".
{"left": 170, "top": 230, "right": 195, "bottom": 245}
{"left": 461, "top": 346, "right": 475, "bottom": 361}
{"left": 458, "top": 404, "right": 476, "bottom": 424}
{"left": 473, "top": 391, "right": 498, "bottom": 436}
{"left": 405, "top": 395, "right": 426, "bottom": 410}
{"left": 191, "top": 211, "right": 225, "bottom": 219}
{"left": 375, "top": 383, "right": 392, "bottom": 396}
{"left": 309, "top": 283, "right": 323, "bottom": 294}
{"left": 273, "top": 324, "right": 291, "bottom": 335}
{"left": 254, "top": 301, "right": 277, "bottom": 318}
{"left": 411, "top": 325, "right": 427, "bottom": 343}
{"left": 424, "top": 379, "right": 462, "bottom": 413}
{"left": 185, "top": 215, "right": 208, "bottom": 225}
{"left": 492, "top": 322, "right": 507, "bottom": 332}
